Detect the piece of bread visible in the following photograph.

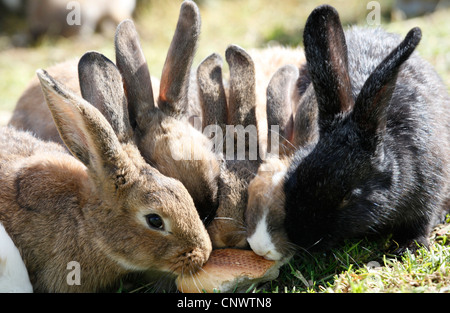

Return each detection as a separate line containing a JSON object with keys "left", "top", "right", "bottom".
{"left": 176, "top": 249, "right": 281, "bottom": 293}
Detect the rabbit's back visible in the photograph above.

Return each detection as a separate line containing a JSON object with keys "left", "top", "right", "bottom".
{"left": 346, "top": 27, "right": 450, "bottom": 210}
{"left": 0, "top": 126, "right": 68, "bottom": 162}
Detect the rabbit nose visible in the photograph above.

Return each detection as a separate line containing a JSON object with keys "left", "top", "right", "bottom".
{"left": 247, "top": 216, "right": 283, "bottom": 261}
{"left": 247, "top": 239, "right": 283, "bottom": 261}
{"left": 177, "top": 246, "right": 211, "bottom": 274}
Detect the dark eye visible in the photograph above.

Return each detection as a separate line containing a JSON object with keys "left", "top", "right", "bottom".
{"left": 339, "top": 188, "right": 361, "bottom": 209}
{"left": 145, "top": 214, "right": 164, "bottom": 230}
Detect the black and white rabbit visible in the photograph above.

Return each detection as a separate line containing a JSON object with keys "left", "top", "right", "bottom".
{"left": 246, "top": 5, "right": 450, "bottom": 260}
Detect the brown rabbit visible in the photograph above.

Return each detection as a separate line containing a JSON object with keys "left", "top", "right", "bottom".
{"left": 116, "top": 3, "right": 221, "bottom": 225}
{"left": 196, "top": 46, "right": 258, "bottom": 248}
{"left": 0, "top": 68, "right": 211, "bottom": 292}
{"left": 9, "top": 1, "right": 221, "bottom": 226}
{"left": 196, "top": 45, "right": 305, "bottom": 249}
{"left": 246, "top": 64, "right": 315, "bottom": 261}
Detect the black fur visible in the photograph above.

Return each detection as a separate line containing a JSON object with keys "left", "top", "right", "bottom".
{"left": 284, "top": 5, "right": 450, "bottom": 254}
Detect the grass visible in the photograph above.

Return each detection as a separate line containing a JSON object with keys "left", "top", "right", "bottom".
{"left": 0, "top": 0, "right": 449, "bottom": 293}
{"left": 270, "top": 218, "right": 450, "bottom": 293}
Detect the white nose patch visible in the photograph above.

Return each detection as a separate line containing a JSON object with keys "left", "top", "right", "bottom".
{"left": 247, "top": 211, "right": 283, "bottom": 261}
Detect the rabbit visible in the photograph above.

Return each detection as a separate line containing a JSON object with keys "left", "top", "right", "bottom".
{"left": 196, "top": 41, "right": 307, "bottom": 249}
{"left": 0, "top": 222, "right": 33, "bottom": 293}
{"left": 248, "top": 4, "right": 450, "bottom": 261}
{"left": 120, "top": 2, "right": 221, "bottom": 225}
{"left": 196, "top": 46, "right": 260, "bottom": 248}
{"left": 245, "top": 64, "right": 312, "bottom": 262}
{"left": 27, "top": 0, "right": 136, "bottom": 41}
{"left": 247, "top": 46, "right": 306, "bottom": 157}
{"left": 196, "top": 42, "right": 307, "bottom": 249}
{"left": 9, "top": 1, "right": 221, "bottom": 226}
{"left": 0, "top": 65, "right": 212, "bottom": 292}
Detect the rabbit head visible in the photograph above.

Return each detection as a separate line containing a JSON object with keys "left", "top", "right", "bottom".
{"left": 197, "top": 45, "right": 265, "bottom": 248}
{"left": 0, "top": 65, "right": 211, "bottom": 292}
{"left": 114, "top": 1, "right": 221, "bottom": 226}
{"left": 284, "top": 5, "right": 450, "bottom": 253}
{"left": 245, "top": 64, "right": 314, "bottom": 261}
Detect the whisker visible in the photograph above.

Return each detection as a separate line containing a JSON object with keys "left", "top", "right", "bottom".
{"left": 194, "top": 269, "right": 207, "bottom": 293}
{"left": 214, "top": 216, "right": 236, "bottom": 221}
{"left": 189, "top": 268, "right": 202, "bottom": 293}
{"left": 308, "top": 237, "right": 323, "bottom": 250}
{"left": 268, "top": 127, "right": 297, "bottom": 152}
{"left": 177, "top": 264, "right": 187, "bottom": 294}
{"left": 213, "top": 216, "right": 246, "bottom": 229}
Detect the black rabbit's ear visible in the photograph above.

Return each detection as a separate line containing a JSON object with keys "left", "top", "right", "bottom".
{"left": 115, "top": 19, "right": 155, "bottom": 133}
{"left": 78, "top": 51, "right": 133, "bottom": 143}
{"left": 158, "top": 0, "right": 200, "bottom": 118}
{"left": 353, "top": 27, "right": 422, "bottom": 150}
{"left": 303, "top": 5, "right": 353, "bottom": 130}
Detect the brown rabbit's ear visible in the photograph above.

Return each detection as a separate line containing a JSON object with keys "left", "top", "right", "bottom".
{"left": 266, "top": 64, "right": 299, "bottom": 154}
{"left": 303, "top": 5, "right": 353, "bottom": 130}
{"left": 197, "top": 53, "right": 228, "bottom": 135}
{"left": 37, "top": 69, "right": 126, "bottom": 179}
{"left": 292, "top": 87, "right": 319, "bottom": 149}
{"left": 78, "top": 51, "right": 133, "bottom": 143}
{"left": 114, "top": 19, "right": 155, "bottom": 133}
{"left": 225, "top": 44, "right": 257, "bottom": 128}
{"left": 158, "top": 0, "right": 200, "bottom": 117}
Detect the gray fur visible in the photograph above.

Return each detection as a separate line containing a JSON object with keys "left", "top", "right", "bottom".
{"left": 197, "top": 53, "right": 228, "bottom": 137}
{"left": 78, "top": 51, "right": 133, "bottom": 144}
{"left": 114, "top": 19, "right": 155, "bottom": 132}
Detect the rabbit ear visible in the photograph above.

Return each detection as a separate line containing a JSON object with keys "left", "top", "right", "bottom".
{"left": 37, "top": 69, "right": 126, "bottom": 178}
{"left": 197, "top": 53, "right": 228, "bottom": 135}
{"left": 353, "top": 27, "right": 422, "bottom": 149}
{"left": 266, "top": 64, "right": 299, "bottom": 153}
{"left": 78, "top": 51, "right": 133, "bottom": 143}
{"left": 292, "top": 88, "right": 319, "bottom": 149}
{"left": 226, "top": 44, "right": 257, "bottom": 127}
{"left": 158, "top": 0, "right": 200, "bottom": 117}
{"left": 303, "top": 5, "right": 353, "bottom": 129}
{"left": 114, "top": 19, "right": 155, "bottom": 133}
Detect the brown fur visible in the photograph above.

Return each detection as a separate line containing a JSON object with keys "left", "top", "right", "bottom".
{"left": 0, "top": 70, "right": 211, "bottom": 292}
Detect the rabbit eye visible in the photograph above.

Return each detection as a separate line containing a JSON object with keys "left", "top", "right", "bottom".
{"left": 339, "top": 191, "right": 353, "bottom": 209}
{"left": 339, "top": 188, "right": 361, "bottom": 209}
{"left": 145, "top": 214, "right": 164, "bottom": 230}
